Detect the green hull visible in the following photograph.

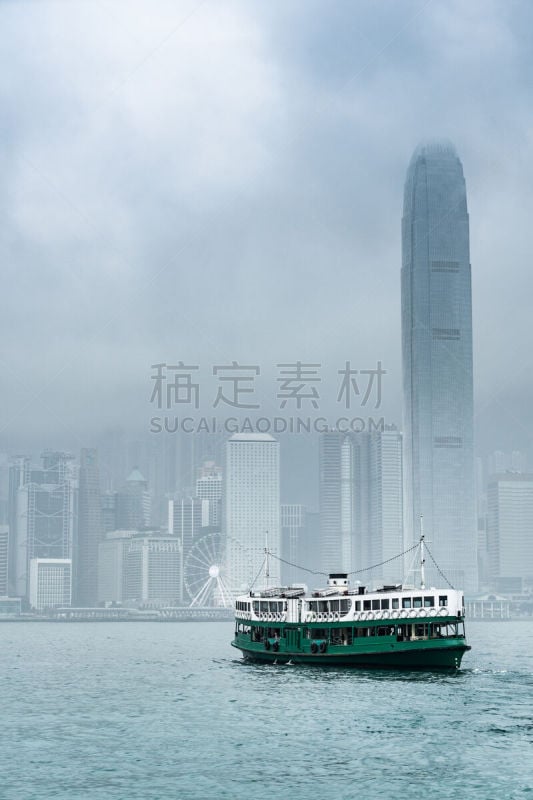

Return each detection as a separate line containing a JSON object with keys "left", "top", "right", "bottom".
{"left": 232, "top": 641, "right": 470, "bottom": 670}
{"left": 232, "top": 616, "right": 471, "bottom": 671}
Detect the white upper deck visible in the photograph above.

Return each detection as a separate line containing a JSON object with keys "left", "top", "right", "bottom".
{"left": 235, "top": 581, "right": 465, "bottom": 625}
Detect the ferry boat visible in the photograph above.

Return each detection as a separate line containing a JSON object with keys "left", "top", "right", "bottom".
{"left": 232, "top": 538, "right": 471, "bottom": 670}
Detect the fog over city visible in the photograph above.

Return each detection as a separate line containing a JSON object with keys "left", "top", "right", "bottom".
{"left": 2, "top": 0, "right": 532, "bottom": 475}
{"left": 2, "top": 7, "right": 533, "bottom": 797}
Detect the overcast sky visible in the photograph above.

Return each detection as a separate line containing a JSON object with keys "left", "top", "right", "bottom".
{"left": 1, "top": 0, "right": 532, "bottom": 464}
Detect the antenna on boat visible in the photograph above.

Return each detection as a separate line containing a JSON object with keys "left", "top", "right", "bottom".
{"left": 419, "top": 516, "right": 426, "bottom": 590}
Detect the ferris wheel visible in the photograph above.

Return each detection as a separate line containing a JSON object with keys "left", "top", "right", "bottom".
{"left": 183, "top": 532, "right": 254, "bottom": 608}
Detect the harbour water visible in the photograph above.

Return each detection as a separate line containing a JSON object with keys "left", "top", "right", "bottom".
{"left": 1, "top": 621, "right": 532, "bottom": 799}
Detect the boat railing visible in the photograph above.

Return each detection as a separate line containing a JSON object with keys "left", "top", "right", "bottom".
{"left": 236, "top": 606, "right": 454, "bottom": 623}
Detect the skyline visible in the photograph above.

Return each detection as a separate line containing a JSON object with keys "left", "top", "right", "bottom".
{"left": 1, "top": 1, "right": 533, "bottom": 469}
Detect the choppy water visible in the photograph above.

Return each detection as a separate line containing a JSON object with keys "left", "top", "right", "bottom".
{"left": 1, "top": 621, "right": 532, "bottom": 800}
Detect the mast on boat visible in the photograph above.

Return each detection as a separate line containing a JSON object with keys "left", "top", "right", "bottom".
{"left": 419, "top": 515, "right": 426, "bottom": 590}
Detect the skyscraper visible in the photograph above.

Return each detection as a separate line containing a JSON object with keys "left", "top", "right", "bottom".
{"left": 13, "top": 452, "right": 76, "bottom": 600}
{"left": 195, "top": 461, "right": 222, "bottom": 527}
{"left": 115, "top": 468, "right": 151, "bottom": 530}
{"left": 319, "top": 431, "right": 354, "bottom": 572}
{"left": 402, "top": 141, "right": 477, "bottom": 591}
{"left": 281, "top": 503, "right": 309, "bottom": 586}
{"left": 224, "top": 434, "right": 280, "bottom": 591}
{"left": 487, "top": 473, "right": 533, "bottom": 588}
{"left": 74, "top": 449, "right": 103, "bottom": 607}
{"left": 319, "top": 430, "right": 403, "bottom": 582}
{"left": 170, "top": 495, "right": 204, "bottom": 602}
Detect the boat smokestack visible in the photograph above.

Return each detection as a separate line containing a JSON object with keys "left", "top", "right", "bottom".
{"left": 327, "top": 573, "right": 348, "bottom": 592}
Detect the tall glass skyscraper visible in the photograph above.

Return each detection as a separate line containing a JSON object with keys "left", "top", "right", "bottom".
{"left": 224, "top": 434, "right": 280, "bottom": 592}
{"left": 402, "top": 141, "right": 478, "bottom": 592}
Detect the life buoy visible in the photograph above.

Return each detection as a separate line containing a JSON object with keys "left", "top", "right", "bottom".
{"left": 319, "top": 641, "right": 327, "bottom": 654}
{"left": 311, "top": 642, "right": 318, "bottom": 654}
{"left": 382, "top": 610, "right": 390, "bottom": 619}
{"left": 265, "top": 639, "right": 271, "bottom": 651}
{"left": 267, "top": 613, "right": 273, "bottom": 621}
{"left": 418, "top": 609, "right": 427, "bottom": 617}
{"left": 439, "top": 608, "right": 448, "bottom": 617}
{"left": 400, "top": 610, "right": 408, "bottom": 618}
{"left": 391, "top": 610, "right": 399, "bottom": 619}
{"left": 334, "top": 612, "right": 340, "bottom": 621}
{"left": 367, "top": 612, "right": 374, "bottom": 620}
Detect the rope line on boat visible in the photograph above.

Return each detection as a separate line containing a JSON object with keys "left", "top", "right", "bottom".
{"left": 345, "top": 543, "right": 419, "bottom": 576}
{"left": 424, "top": 543, "right": 455, "bottom": 589}
{"left": 249, "top": 555, "right": 268, "bottom": 589}
{"left": 267, "top": 542, "right": 419, "bottom": 579}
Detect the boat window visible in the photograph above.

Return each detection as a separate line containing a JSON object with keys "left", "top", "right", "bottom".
{"left": 310, "top": 628, "right": 328, "bottom": 640}
{"left": 363, "top": 600, "right": 371, "bottom": 611}
{"left": 424, "top": 596, "right": 434, "bottom": 608}
{"left": 439, "top": 595, "right": 448, "bottom": 607}
{"left": 414, "top": 624, "right": 428, "bottom": 638}
{"left": 340, "top": 598, "right": 351, "bottom": 615}
{"left": 330, "top": 599, "right": 340, "bottom": 614}
{"left": 380, "top": 599, "right": 390, "bottom": 610}
{"left": 402, "top": 597, "right": 412, "bottom": 609}
{"left": 319, "top": 601, "right": 329, "bottom": 613}
{"left": 372, "top": 599, "right": 380, "bottom": 611}
{"left": 392, "top": 598, "right": 399, "bottom": 609}
{"left": 330, "top": 628, "right": 352, "bottom": 645}
{"left": 377, "top": 626, "right": 391, "bottom": 636}
{"left": 355, "top": 601, "right": 361, "bottom": 611}
{"left": 413, "top": 597, "right": 423, "bottom": 608}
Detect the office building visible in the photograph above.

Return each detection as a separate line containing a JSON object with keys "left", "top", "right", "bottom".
{"left": 319, "top": 430, "right": 403, "bottom": 584}
{"left": 402, "top": 141, "right": 477, "bottom": 591}
{"left": 224, "top": 434, "right": 280, "bottom": 592}
{"left": 0, "top": 525, "right": 8, "bottom": 596}
{"left": 74, "top": 449, "right": 103, "bottom": 606}
{"left": 13, "top": 452, "right": 76, "bottom": 600}
{"left": 487, "top": 474, "right": 533, "bottom": 586}
{"left": 29, "top": 558, "right": 72, "bottom": 610}
{"left": 115, "top": 468, "right": 151, "bottom": 530}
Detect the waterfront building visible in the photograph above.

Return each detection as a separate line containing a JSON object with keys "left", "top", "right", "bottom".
{"left": 28, "top": 558, "right": 72, "bottom": 610}
{"left": 122, "top": 533, "right": 181, "bottom": 607}
{"left": 13, "top": 452, "right": 76, "bottom": 601}
{"left": 98, "top": 530, "right": 181, "bottom": 607}
{"left": 402, "top": 141, "right": 477, "bottom": 592}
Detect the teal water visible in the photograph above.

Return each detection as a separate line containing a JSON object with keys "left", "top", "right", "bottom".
{"left": 1, "top": 621, "right": 532, "bottom": 799}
